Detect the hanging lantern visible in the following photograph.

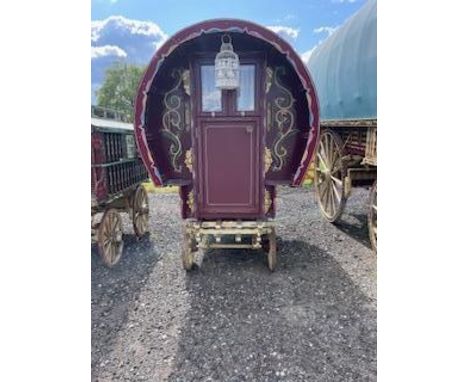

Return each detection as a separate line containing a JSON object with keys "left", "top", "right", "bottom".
{"left": 215, "top": 34, "right": 240, "bottom": 90}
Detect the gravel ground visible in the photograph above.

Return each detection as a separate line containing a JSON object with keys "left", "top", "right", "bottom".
{"left": 91, "top": 187, "right": 376, "bottom": 381}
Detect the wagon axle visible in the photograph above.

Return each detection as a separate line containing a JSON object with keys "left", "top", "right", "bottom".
{"left": 182, "top": 220, "right": 277, "bottom": 271}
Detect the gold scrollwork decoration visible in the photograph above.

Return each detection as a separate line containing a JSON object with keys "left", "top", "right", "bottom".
{"left": 187, "top": 191, "right": 195, "bottom": 213}
{"left": 265, "top": 66, "right": 273, "bottom": 94}
{"left": 162, "top": 69, "right": 185, "bottom": 172}
{"left": 270, "top": 66, "right": 299, "bottom": 172}
{"left": 264, "top": 147, "right": 272, "bottom": 175}
{"left": 182, "top": 69, "right": 191, "bottom": 96}
{"left": 184, "top": 148, "right": 193, "bottom": 173}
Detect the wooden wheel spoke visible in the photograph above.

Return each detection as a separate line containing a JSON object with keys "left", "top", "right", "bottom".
{"left": 111, "top": 214, "right": 119, "bottom": 231}
{"left": 330, "top": 154, "right": 340, "bottom": 174}
{"left": 330, "top": 185, "right": 336, "bottom": 214}
{"left": 317, "top": 151, "right": 328, "bottom": 171}
{"left": 330, "top": 174, "right": 342, "bottom": 186}
{"left": 324, "top": 181, "right": 332, "bottom": 214}
{"left": 331, "top": 181, "right": 341, "bottom": 201}
{"left": 133, "top": 186, "right": 149, "bottom": 237}
{"left": 98, "top": 209, "right": 123, "bottom": 267}
{"left": 328, "top": 142, "right": 336, "bottom": 169}
{"left": 316, "top": 131, "right": 346, "bottom": 223}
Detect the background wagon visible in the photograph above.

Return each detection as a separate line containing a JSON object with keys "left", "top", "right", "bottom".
{"left": 134, "top": 19, "right": 320, "bottom": 271}
{"left": 307, "top": 0, "right": 377, "bottom": 251}
{"left": 91, "top": 106, "right": 150, "bottom": 267}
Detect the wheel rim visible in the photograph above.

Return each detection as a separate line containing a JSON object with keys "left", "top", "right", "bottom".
{"left": 368, "top": 182, "right": 377, "bottom": 252}
{"left": 98, "top": 209, "right": 123, "bottom": 267}
{"left": 133, "top": 186, "right": 149, "bottom": 237}
{"left": 314, "top": 130, "right": 345, "bottom": 222}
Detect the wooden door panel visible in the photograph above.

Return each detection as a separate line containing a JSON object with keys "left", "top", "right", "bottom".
{"left": 198, "top": 119, "right": 260, "bottom": 217}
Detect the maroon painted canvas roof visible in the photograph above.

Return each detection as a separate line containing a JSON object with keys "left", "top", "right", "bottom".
{"left": 134, "top": 18, "right": 320, "bottom": 186}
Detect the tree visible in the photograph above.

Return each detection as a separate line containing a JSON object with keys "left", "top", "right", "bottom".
{"left": 96, "top": 63, "right": 146, "bottom": 122}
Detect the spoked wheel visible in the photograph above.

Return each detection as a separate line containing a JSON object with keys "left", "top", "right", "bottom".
{"left": 314, "top": 129, "right": 346, "bottom": 222}
{"left": 97, "top": 208, "right": 124, "bottom": 267}
{"left": 267, "top": 228, "right": 277, "bottom": 272}
{"left": 132, "top": 185, "right": 149, "bottom": 238}
{"left": 368, "top": 181, "right": 377, "bottom": 252}
{"left": 181, "top": 229, "right": 196, "bottom": 271}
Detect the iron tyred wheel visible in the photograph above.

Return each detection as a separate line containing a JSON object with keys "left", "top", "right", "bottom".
{"left": 314, "top": 129, "right": 346, "bottom": 223}
{"left": 133, "top": 185, "right": 149, "bottom": 238}
{"left": 98, "top": 208, "right": 124, "bottom": 267}
{"left": 368, "top": 181, "right": 377, "bottom": 252}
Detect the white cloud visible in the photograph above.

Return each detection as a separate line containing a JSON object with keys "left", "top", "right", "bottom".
{"left": 313, "top": 26, "right": 338, "bottom": 37}
{"left": 266, "top": 25, "right": 300, "bottom": 41}
{"left": 91, "top": 15, "right": 168, "bottom": 100}
{"left": 91, "top": 45, "right": 127, "bottom": 59}
{"left": 332, "top": 0, "right": 357, "bottom": 3}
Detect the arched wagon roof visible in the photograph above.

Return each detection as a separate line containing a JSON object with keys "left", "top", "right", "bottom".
{"left": 307, "top": 0, "right": 377, "bottom": 120}
{"left": 134, "top": 18, "right": 320, "bottom": 186}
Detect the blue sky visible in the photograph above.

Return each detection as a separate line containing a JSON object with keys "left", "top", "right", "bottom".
{"left": 91, "top": 0, "right": 367, "bottom": 99}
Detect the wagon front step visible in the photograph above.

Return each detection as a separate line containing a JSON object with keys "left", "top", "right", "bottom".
{"left": 182, "top": 220, "right": 277, "bottom": 271}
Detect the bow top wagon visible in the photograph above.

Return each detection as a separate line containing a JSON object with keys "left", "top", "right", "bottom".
{"left": 134, "top": 19, "right": 320, "bottom": 271}
{"left": 307, "top": 0, "right": 377, "bottom": 251}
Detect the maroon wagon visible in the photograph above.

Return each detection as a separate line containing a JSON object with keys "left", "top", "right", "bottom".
{"left": 91, "top": 106, "right": 150, "bottom": 267}
{"left": 134, "top": 19, "right": 320, "bottom": 271}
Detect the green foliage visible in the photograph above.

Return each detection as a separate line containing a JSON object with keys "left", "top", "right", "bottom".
{"left": 96, "top": 63, "right": 146, "bottom": 122}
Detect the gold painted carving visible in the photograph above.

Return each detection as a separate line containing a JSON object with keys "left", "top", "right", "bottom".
{"left": 184, "top": 148, "right": 193, "bottom": 173}
{"left": 270, "top": 66, "right": 299, "bottom": 172}
{"left": 264, "top": 147, "right": 272, "bottom": 175}
{"left": 265, "top": 66, "right": 273, "bottom": 94}
{"left": 182, "top": 69, "right": 191, "bottom": 96}
{"left": 162, "top": 69, "right": 185, "bottom": 172}
{"left": 187, "top": 191, "right": 195, "bottom": 212}
{"left": 184, "top": 101, "right": 191, "bottom": 132}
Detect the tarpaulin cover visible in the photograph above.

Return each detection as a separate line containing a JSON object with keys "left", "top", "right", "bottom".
{"left": 307, "top": 0, "right": 377, "bottom": 120}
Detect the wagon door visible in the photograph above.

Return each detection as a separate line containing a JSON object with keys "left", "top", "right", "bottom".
{"left": 193, "top": 59, "right": 264, "bottom": 219}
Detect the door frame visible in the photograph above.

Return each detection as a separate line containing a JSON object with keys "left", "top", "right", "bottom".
{"left": 190, "top": 52, "right": 266, "bottom": 219}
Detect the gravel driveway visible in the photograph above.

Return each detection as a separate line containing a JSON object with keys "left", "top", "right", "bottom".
{"left": 91, "top": 187, "right": 376, "bottom": 381}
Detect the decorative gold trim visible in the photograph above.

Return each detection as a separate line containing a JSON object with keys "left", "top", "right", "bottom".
{"left": 182, "top": 69, "right": 191, "bottom": 96}
{"left": 266, "top": 102, "right": 272, "bottom": 132}
{"left": 187, "top": 191, "right": 195, "bottom": 212}
{"left": 184, "top": 148, "right": 193, "bottom": 173}
{"left": 184, "top": 100, "right": 191, "bottom": 132}
{"left": 162, "top": 69, "right": 185, "bottom": 172}
{"left": 186, "top": 220, "right": 274, "bottom": 250}
{"left": 265, "top": 66, "right": 273, "bottom": 94}
{"left": 264, "top": 189, "right": 272, "bottom": 214}
{"left": 270, "top": 66, "right": 299, "bottom": 172}
{"left": 264, "top": 147, "right": 272, "bottom": 175}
